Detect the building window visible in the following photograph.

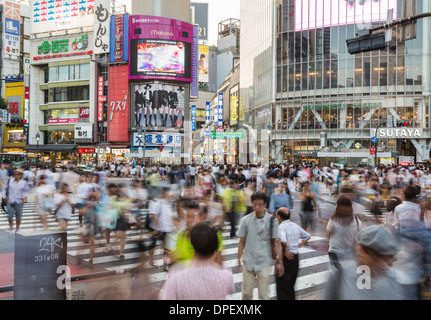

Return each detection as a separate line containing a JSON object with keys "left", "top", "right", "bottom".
{"left": 50, "top": 86, "right": 89, "bottom": 102}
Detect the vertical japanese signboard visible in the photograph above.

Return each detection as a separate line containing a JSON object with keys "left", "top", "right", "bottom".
{"left": 190, "top": 25, "right": 199, "bottom": 99}
{"left": 191, "top": 105, "right": 197, "bottom": 131}
{"left": 114, "top": 15, "right": 123, "bottom": 61}
{"left": 205, "top": 101, "right": 210, "bottom": 124}
{"left": 4, "top": 2, "right": 20, "bottom": 57}
{"left": 218, "top": 93, "right": 223, "bottom": 131}
{"left": 108, "top": 65, "right": 129, "bottom": 142}
{"left": 94, "top": 0, "right": 110, "bottom": 55}
{"left": 97, "top": 76, "right": 104, "bottom": 121}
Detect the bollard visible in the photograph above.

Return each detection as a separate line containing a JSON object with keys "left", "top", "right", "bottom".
{"left": 14, "top": 230, "right": 67, "bottom": 300}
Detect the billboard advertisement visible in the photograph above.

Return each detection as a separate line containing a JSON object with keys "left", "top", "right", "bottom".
{"left": 190, "top": 2, "right": 209, "bottom": 41}
{"left": 108, "top": 65, "right": 130, "bottom": 142}
{"left": 110, "top": 14, "right": 129, "bottom": 63}
{"left": 295, "top": 0, "right": 397, "bottom": 32}
{"left": 132, "top": 81, "right": 186, "bottom": 129}
{"left": 129, "top": 15, "right": 194, "bottom": 82}
{"left": 198, "top": 45, "right": 209, "bottom": 83}
{"left": 31, "top": 0, "right": 95, "bottom": 34}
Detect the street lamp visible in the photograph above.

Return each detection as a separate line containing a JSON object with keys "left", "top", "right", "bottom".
{"left": 36, "top": 132, "right": 40, "bottom": 149}
{"left": 267, "top": 123, "right": 272, "bottom": 164}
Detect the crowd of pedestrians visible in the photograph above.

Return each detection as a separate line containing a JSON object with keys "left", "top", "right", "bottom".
{"left": 2, "top": 160, "right": 431, "bottom": 300}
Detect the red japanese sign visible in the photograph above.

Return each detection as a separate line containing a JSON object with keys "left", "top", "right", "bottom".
{"left": 78, "top": 148, "right": 95, "bottom": 154}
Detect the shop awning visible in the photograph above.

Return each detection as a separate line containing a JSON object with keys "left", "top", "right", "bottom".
{"left": 25, "top": 144, "right": 77, "bottom": 152}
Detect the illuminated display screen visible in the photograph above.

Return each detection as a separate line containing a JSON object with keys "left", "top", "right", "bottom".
{"left": 295, "top": 0, "right": 398, "bottom": 31}
{"left": 137, "top": 39, "right": 186, "bottom": 76}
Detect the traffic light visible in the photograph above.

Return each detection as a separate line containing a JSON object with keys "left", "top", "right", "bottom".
{"left": 370, "top": 147, "right": 375, "bottom": 155}
{"left": 396, "top": 120, "right": 409, "bottom": 127}
{"left": 346, "top": 31, "right": 387, "bottom": 54}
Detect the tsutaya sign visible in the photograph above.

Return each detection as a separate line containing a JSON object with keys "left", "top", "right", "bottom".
{"left": 371, "top": 128, "right": 422, "bottom": 138}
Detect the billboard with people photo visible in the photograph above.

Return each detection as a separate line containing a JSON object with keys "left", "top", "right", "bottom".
{"left": 133, "top": 81, "right": 187, "bottom": 129}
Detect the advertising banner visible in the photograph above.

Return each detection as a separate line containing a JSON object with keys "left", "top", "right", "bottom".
{"left": 218, "top": 93, "right": 223, "bottom": 131}
{"left": 4, "top": 1, "right": 20, "bottom": 57}
{"left": 295, "top": 0, "right": 397, "bottom": 31}
{"left": 110, "top": 14, "right": 129, "bottom": 63}
{"left": 31, "top": 0, "right": 95, "bottom": 34}
{"left": 191, "top": 105, "right": 196, "bottom": 131}
{"left": 190, "top": 3, "right": 208, "bottom": 41}
{"left": 33, "top": 34, "right": 93, "bottom": 61}
{"left": 108, "top": 65, "right": 129, "bottom": 142}
{"left": 132, "top": 131, "right": 182, "bottom": 148}
{"left": 198, "top": 45, "right": 209, "bottom": 83}
{"left": 231, "top": 95, "right": 238, "bottom": 123}
{"left": 132, "top": 81, "right": 186, "bottom": 129}
{"left": 94, "top": 0, "right": 110, "bottom": 54}
{"left": 129, "top": 15, "right": 193, "bottom": 82}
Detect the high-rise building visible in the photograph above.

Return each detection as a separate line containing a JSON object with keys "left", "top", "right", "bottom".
{"left": 241, "top": 0, "right": 431, "bottom": 167}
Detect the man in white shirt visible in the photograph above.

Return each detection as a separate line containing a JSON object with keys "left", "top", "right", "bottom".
{"left": 275, "top": 207, "right": 310, "bottom": 300}
{"left": 393, "top": 185, "right": 424, "bottom": 231}
{"left": 2, "top": 169, "right": 29, "bottom": 233}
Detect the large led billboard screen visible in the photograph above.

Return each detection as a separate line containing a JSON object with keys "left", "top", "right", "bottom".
{"left": 137, "top": 39, "right": 186, "bottom": 77}
{"left": 295, "top": 0, "right": 398, "bottom": 31}
{"left": 129, "top": 16, "right": 193, "bottom": 82}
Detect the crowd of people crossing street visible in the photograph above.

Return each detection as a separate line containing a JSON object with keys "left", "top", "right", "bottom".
{"left": 2, "top": 160, "right": 431, "bottom": 300}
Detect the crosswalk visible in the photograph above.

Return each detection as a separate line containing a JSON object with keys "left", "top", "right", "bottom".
{"left": 0, "top": 199, "right": 334, "bottom": 300}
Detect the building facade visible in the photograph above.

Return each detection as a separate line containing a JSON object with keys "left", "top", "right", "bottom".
{"left": 241, "top": 0, "right": 431, "bottom": 166}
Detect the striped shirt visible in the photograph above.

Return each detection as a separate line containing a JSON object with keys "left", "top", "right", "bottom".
{"left": 278, "top": 220, "right": 311, "bottom": 254}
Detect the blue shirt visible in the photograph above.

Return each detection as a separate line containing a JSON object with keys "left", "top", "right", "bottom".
{"left": 269, "top": 192, "right": 291, "bottom": 213}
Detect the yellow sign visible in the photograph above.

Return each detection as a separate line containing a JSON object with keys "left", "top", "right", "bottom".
{"left": 231, "top": 96, "right": 238, "bottom": 122}
{"left": 4, "top": 82, "right": 25, "bottom": 148}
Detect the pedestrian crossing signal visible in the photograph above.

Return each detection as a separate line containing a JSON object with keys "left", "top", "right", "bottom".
{"left": 370, "top": 147, "right": 375, "bottom": 155}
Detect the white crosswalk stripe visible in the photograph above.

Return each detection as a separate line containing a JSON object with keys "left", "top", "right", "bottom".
{"left": 0, "top": 200, "right": 332, "bottom": 299}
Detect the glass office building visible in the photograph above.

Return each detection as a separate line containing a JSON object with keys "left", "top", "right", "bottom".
{"left": 241, "top": 0, "right": 431, "bottom": 166}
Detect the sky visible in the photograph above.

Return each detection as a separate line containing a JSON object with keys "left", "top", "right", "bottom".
{"left": 118, "top": 0, "right": 240, "bottom": 46}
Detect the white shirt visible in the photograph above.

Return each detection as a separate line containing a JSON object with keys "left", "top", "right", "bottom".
{"left": 278, "top": 220, "right": 311, "bottom": 254}
{"left": 148, "top": 199, "right": 177, "bottom": 233}
{"left": 393, "top": 201, "right": 423, "bottom": 230}
{"left": 2, "top": 178, "right": 30, "bottom": 204}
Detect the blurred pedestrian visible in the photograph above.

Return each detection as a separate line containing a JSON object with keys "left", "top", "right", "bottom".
{"left": 54, "top": 183, "right": 75, "bottom": 232}
{"left": 325, "top": 224, "right": 408, "bottom": 300}
{"left": 299, "top": 181, "right": 320, "bottom": 241}
{"left": 161, "top": 222, "right": 234, "bottom": 300}
{"left": 34, "top": 174, "right": 55, "bottom": 230}
{"left": 269, "top": 183, "right": 292, "bottom": 215}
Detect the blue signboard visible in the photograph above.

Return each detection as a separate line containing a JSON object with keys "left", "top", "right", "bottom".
{"left": 218, "top": 93, "right": 223, "bottom": 130}
{"left": 191, "top": 105, "right": 197, "bottom": 131}
{"left": 191, "top": 25, "right": 199, "bottom": 99}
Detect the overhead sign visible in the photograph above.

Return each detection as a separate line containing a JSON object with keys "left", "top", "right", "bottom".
{"left": 33, "top": 34, "right": 93, "bottom": 61}
{"left": 371, "top": 128, "right": 422, "bottom": 139}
